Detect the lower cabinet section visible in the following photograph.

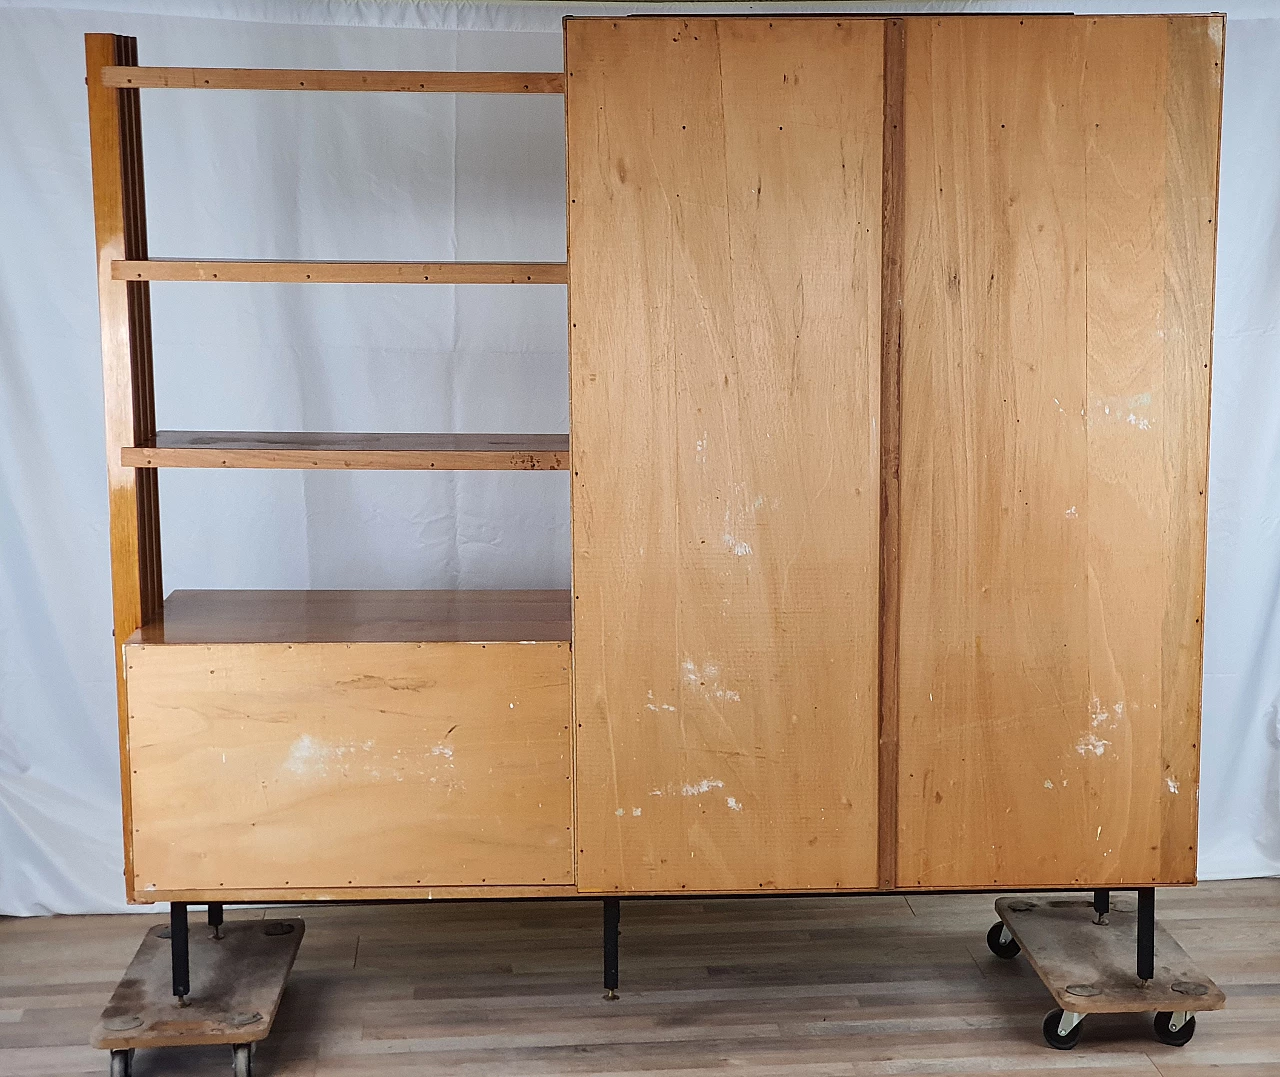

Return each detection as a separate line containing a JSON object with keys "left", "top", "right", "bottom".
{"left": 124, "top": 640, "right": 572, "bottom": 895}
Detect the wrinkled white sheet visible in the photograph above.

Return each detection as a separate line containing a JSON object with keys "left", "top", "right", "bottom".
{"left": 0, "top": 0, "right": 1276, "bottom": 914}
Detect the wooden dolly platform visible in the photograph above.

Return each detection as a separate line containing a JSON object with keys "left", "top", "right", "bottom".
{"left": 989, "top": 894, "right": 1224, "bottom": 1050}
{"left": 91, "top": 914, "right": 304, "bottom": 1076}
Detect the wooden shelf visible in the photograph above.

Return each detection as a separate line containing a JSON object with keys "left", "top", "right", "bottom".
{"left": 101, "top": 67, "right": 565, "bottom": 94}
{"left": 112, "top": 260, "right": 568, "bottom": 284}
{"left": 121, "top": 432, "right": 569, "bottom": 470}
{"left": 133, "top": 589, "right": 572, "bottom": 644}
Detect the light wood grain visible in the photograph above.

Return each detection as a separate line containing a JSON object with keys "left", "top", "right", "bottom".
{"left": 568, "top": 17, "right": 883, "bottom": 893}
{"left": 121, "top": 431, "right": 569, "bottom": 470}
{"left": 113, "top": 260, "right": 568, "bottom": 284}
{"left": 85, "top": 33, "right": 162, "bottom": 894}
{"left": 124, "top": 641, "right": 573, "bottom": 893}
{"left": 896, "top": 16, "right": 1222, "bottom": 889}
{"left": 102, "top": 67, "right": 565, "bottom": 93}
{"left": 135, "top": 589, "right": 571, "bottom": 645}
{"left": 4, "top": 879, "right": 1274, "bottom": 1075}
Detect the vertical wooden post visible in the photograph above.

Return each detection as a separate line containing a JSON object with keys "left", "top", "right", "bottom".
{"left": 86, "top": 34, "right": 161, "bottom": 898}
{"left": 877, "top": 18, "right": 906, "bottom": 891}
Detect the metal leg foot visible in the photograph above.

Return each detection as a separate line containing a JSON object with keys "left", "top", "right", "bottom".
{"left": 208, "top": 902, "right": 224, "bottom": 941}
{"left": 603, "top": 897, "right": 620, "bottom": 1000}
{"left": 1092, "top": 889, "right": 1110, "bottom": 925}
{"left": 1137, "top": 888, "right": 1155, "bottom": 982}
{"left": 170, "top": 901, "right": 190, "bottom": 1005}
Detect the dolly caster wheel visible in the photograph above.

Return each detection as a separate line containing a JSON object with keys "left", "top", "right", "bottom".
{"left": 986, "top": 921, "right": 1020, "bottom": 959}
{"left": 109, "top": 1048, "right": 134, "bottom": 1077}
{"left": 1043, "top": 1008, "right": 1085, "bottom": 1050}
{"left": 1154, "top": 1011, "right": 1196, "bottom": 1046}
{"left": 232, "top": 1043, "right": 253, "bottom": 1077}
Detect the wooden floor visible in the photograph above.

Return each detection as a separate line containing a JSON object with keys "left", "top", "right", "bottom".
{"left": 2, "top": 880, "right": 1277, "bottom": 1076}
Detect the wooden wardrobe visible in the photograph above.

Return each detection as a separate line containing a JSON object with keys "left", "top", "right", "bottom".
{"left": 90, "top": 14, "right": 1223, "bottom": 905}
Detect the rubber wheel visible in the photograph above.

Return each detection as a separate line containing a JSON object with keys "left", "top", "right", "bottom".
{"left": 986, "top": 921, "right": 1021, "bottom": 959}
{"left": 109, "top": 1049, "right": 133, "bottom": 1077}
{"left": 1043, "top": 1009, "right": 1084, "bottom": 1050}
{"left": 233, "top": 1043, "right": 253, "bottom": 1077}
{"left": 1154, "top": 1011, "right": 1197, "bottom": 1046}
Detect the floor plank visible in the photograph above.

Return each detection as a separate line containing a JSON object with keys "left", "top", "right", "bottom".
{"left": 0, "top": 881, "right": 1274, "bottom": 1075}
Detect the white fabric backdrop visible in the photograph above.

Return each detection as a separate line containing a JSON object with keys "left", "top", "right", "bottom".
{"left": 0, "top": 0, "right": 1277, "bottom": 915}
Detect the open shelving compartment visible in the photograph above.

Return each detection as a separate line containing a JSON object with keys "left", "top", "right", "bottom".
{"left": 86, "top": 34, "right": 575, "bottom": 906}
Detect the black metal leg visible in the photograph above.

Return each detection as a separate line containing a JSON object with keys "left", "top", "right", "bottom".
{"left": 1092, "top": 889, "right": 1110, "bottom": 922}
{"left": 1137, "top": 887, "right": 1155, "bottom": 982}
{"left": 170, "top": 901, "right": 190, "bottom": 1004}
{"left": 208, "top": 902, "right": 224, "bottom": 940}
{"left": 603, "top": 897, "right": 620, "bottom": 1000}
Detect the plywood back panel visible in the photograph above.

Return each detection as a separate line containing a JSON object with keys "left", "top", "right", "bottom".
{"left": 126, "top": 641, "right": 572, "bottom": 892}
{"left": 896, "top": 16, "right": 1222, "bottom": 888}
{"left": 567, "top": 17, "right": 884, "bottom": 892}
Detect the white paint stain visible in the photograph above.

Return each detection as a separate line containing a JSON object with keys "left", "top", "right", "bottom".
{"left": 1076, "top": 732, "right": 1111, "bottom": 757}
{"left": 283, "top": 734, "right": 373, "bottom": 777}
{"left": 1065, "top": 506, "right": 1078, "bottom": 518}
{"left": 1091, "top": 698, "right": 1131, "bottom": 729}
{"left": 1090, "top": 393, "right": 1155, "bottom": 432}
{"left": 723, "top": 533, "right": 753, "bottom": 557}
{"left": 682, "top": 659, "right": 742, "bottom": 703}
{"left": 431, "top": 744, "right": 454, "bottom": 759}
{"left": 615, "top": 807, "right": 625, "bottom": 816}
{"left": 1167, "top": 777, "right": 1181, "bottom": 794}
{"left": 645, "top": 702, "right": 677, "bottom": 712}
{"left": 681, "top": 778, "right": 725, "bottom": 797}
{"left": 726, "top": 796, "right": 743, "bottom": 812}
{"left": 1097, "top": 826, "right": 1103, "bottom": 840}
{"left": 1044, "top": 780, "right": 1054, "bottom": 790}
{"left": 633, "top": 807, "right": 642, "bottom": 816}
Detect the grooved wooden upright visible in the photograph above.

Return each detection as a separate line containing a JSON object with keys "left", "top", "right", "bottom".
{"left": 86, "top": 34, "right": 161, "bottom": 887}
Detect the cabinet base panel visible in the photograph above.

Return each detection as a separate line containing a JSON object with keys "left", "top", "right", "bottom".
{"left": 129, "top": 881, "right": 1197, "bottom": 904}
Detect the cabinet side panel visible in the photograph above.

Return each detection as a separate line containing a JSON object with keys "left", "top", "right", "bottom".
{"left": 1159, "top": 16, "right": 1223, "bottom": 882}
{"left": 898, "top": 16, "right": 1221, "bottom": 888}
{"left": 568, "top": 18, "right": 884, "bottom": 892}
{"left": 126, "top": 642, "right": 573, "bottom": 891}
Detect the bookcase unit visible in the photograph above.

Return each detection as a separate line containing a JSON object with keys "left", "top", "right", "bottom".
{"left": 88, "top": 13, "right": 1223, "bottom": 906}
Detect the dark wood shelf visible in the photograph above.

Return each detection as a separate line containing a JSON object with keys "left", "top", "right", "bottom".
{"left": 133, "top": 589, "right": 572, "bottom": 645}
{"left": 121, "top": 431, "right": 569, "bottom": 471}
